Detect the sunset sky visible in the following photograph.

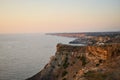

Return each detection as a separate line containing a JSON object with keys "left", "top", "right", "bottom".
{"left": 0, "top": 0, "right": 120, "bottom": 33}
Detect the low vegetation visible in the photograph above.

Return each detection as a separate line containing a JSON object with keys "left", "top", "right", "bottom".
{"left": 80, "top": 56, "right": 86, "bottom": 66}
{"left": 63, "top": 57, "right": 69, "bottom": 69}
{"left": 84, "top": 71, "right": 107, "bottom": 80}
{"left": 62, "top": 71, "right": 68, "bottom": 77}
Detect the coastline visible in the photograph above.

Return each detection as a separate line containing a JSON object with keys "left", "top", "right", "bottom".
{"left": 27, "top": 32, "right": 120, "bottom": 80}
{"left": 27, "top": 43, "right": 120, "bottom": 80}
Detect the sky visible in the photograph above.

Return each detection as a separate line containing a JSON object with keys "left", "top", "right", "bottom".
{"left": 0, "top": 0, "right": 120, "bottom": 33}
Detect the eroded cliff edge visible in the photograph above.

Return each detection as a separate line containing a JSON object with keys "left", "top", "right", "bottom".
{"left": 27, "top": 43, "right": 120, "bottom": 80}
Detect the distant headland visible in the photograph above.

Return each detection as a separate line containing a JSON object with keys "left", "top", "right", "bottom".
{"left": 27, "top": 31, "right": 120, "bottom": 80}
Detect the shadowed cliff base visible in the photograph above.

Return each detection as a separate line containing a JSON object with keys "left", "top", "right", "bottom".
{"left": 26, "top": 43, "right": 120, "bottom": 80}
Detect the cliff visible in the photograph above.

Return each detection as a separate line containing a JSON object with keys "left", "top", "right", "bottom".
{"left": 27, "top": 43, "right": 120, "bottom": 80}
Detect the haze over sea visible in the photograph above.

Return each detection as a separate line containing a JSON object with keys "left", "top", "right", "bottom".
{"left": 0, "top": 33, "right": 74, "bottom": 80}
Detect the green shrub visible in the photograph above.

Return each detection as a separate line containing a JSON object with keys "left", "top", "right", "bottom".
{"left": 62, "top": 71, "right": 68, "bottom": 77}
{"left": 72, "top": 61, "right": 75, "bottom": 64}
{"left": 58, "top": 64, "right": 60, "bottom": 66}
{"left": 96, "top": 63, "right": 100, "bottom": 67}
{"left": 77, "top": 56, "right": 81, "bottom": 59}
{"left": 81, "top": 56, "right": 86, "bottom": 66}
{"left": 73, "top": 75, "right": 76, "bottom": 78}
{"left": 63, "top": 62, "right": 69, "bottom": 69}
{"left": 56, "top": 75, "right": 59, "bottom": 78}
{"left": 55, "top": 58, "right": 57, "bottom": 61}
{"left": 99, "top": 59, "right": 103, "bottom": 63}
{"left": 52, "top": 66, "right": 55, "bottom": 68}
{"left": 63, "top": 57, "right": 69, "bottom": 69}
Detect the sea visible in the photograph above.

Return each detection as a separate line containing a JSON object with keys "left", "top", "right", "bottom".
{"left": 0, "top": 33, "right": 74, "bottom": 80}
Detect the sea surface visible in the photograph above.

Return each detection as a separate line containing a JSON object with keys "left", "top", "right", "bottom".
{"left": 0, "top": 33, "right": 74, "bottom": 80}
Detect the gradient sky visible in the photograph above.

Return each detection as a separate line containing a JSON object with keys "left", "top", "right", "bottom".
{"left": 0, "top": 0, "right": 120, "bottom": 33}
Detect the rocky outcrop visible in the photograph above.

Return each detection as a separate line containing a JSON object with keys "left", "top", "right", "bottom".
{"left": 27, "top": 43, "right": 120, "bottom": 80}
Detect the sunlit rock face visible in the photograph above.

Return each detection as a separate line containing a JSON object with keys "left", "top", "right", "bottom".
{"left": 27, "top": 43, "right": 120, "bottom": 80}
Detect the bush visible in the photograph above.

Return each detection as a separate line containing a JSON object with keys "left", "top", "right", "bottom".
{"left": 54, "top": 58, "right": 57, "bottom": 61}
{"left": 62, "top": 71, "right": 68, "bottom": 77}
{"left": 63, "top": 57, "right": 69, "bottom": 69}
{"left": 58, "top": 64, "right": 60, "bottom": 66}
{"left": 56, "top": 75, "right": 59, "bottom": 78}
{"left": 77, "top": 56, "right": 81, "bottom": 59}
{"left": 96, "top": 63, "right": 100, "bottom": 67}
{"left": 73, "top": 75, "right": 76, "bottom": 78}
{"left": 63, "top": 62, "right": 69, "bottom": 69}
{"left": 81, "top": 56, "right": 86, "bottom": 66}
{"left": 72, "top": 61, "right": 75, "bottom": 64}
{"left": 84, "top": 71, "right": 107, "bottom": 80}
{"left": 99, "top": 59, "right": 103, "bottom": 63}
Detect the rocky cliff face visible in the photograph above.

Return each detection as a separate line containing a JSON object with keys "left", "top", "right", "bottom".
{"left": 27, "top": 43, "right": 120, "bottom": 80}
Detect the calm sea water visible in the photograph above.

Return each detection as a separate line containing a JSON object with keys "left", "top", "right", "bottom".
{"left": 0, "top": 33, "right": 74, "bottom": 80}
